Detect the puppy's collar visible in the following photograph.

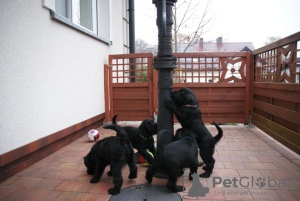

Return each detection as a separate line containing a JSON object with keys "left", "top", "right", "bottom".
{"left": 139, "top": 134, "right": 151, "bottom": 140}
{"left": 183, "top": 104, "right": 198, "bottom": 108}
{"left": 185, "top": 136, "right": 192, "bottom": 139}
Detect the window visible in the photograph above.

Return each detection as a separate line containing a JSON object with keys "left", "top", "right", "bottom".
{"left": 53, "top": 0, "right": 110, "bottom": 44}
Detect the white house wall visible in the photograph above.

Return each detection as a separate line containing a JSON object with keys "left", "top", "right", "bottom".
{"left": 0, "top": 0, "right": 125, "bottom": 155}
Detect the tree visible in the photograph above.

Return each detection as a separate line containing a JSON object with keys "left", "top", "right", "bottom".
{"left": 173, "top": 0, "right": 213, "bottom": 53}
{"left": 264, "top": 36, "right": 282, "bottom": 45}
{"left": 135, "top": 38, "right": 158, "bottom": 55}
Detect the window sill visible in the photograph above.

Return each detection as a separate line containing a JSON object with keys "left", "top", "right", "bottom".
{"left": 50, "top": 10, "right": 111, "bottom": 45}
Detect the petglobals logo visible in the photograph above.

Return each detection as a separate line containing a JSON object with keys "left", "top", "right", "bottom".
{"left": 213, "top": 176, "right": 298, "bottom": 189}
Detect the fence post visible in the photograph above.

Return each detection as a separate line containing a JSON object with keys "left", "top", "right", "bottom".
{"left": 245, "top": 52, "right": 251, "bottom": 124}
{"left": 104, "top": 64, "right": 110, "bottom": 123}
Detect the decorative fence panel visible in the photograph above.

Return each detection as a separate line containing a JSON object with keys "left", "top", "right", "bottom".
{"left": 251, "top": 32, "right": 300, "bottom": 154}
{"left": 106, "top": 52, "right": 251, "bottom": 123}
{"left": 171, "top": 52, "right": 251, "bottom": 124}
{"left": 106, "top": 53, "right": 154, "bottom": 121}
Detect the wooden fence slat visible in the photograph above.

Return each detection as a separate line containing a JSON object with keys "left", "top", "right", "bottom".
{"left": 114, "top": 104, "right": 149, "bottom": 110}
{"left": 254, "top": 100, "right": 300, "bottom": 125}
{"left": 253, "top": 83, "right": 300, "bottom": 91}
{"left": 195, "top": 93, "right": 246, "bottom": 101}
{"left": 253, "top": 87, "right": 300, "bottom": 103}
{"left": 199, "top": 105, "right": 245, "bottom": 114}
{"left": 253, "top": 113, "right": 300, "bottom": 152}
{"left": 113, "top": 92, "right": 149, "bottom": 100}
{"left": 173, "top": 83, "right": 247, "bottom": 88}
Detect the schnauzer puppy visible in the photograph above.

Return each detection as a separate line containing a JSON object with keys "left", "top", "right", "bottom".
{"left": 165, "top": 87, "right": 223, "bottom": 178}
{"left": 84, "top": 124, "right": 137, "bottom": 195}
{"left": 112, "top": 114, "right": 157, "bottom": 164}
{"left": 146, "top": 128, "right": 198, "bottom": 192}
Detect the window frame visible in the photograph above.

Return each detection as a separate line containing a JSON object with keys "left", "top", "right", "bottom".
{"left": 51, "top": 0, "right": 111, "bottom": 45}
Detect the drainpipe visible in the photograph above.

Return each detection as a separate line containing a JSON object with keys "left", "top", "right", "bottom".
{"left": 129, "top": 0, "right": 135, "bottom": 53}
{"left": 129, "top": 0, "right": 135, "bottom": 82}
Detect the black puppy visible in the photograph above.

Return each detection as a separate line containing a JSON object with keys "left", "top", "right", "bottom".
{"left": 84, "top": 124, "right": 137, "bottom": 195}
{"left": 165, "top": 87, "right": 223, "bottom": 178}
{"left": 112, "top": 114, "right": 157, "bottom": 164}
{"left": 146, "top": 128, "right": 198, "bottom": 192}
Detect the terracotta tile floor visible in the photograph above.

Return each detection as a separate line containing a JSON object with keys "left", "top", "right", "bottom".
{"left": 1, "top": 125, "right": 300, "bottom": 201}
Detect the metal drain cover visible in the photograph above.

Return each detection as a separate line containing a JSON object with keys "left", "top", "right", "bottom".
{"left": 109, "top": 184, "right": 181, "bottom": 201}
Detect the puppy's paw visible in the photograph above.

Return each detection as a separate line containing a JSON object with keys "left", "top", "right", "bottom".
{"left": 200, "top": 172, "right": 211, "bottom": 178}
{"left": 145, "top": 173, "right": 153, "bottom": 184}
{"left": 107, "top": 170, "right": 112, "bottom": 176}
{"left": 129, "top": 167, "right": 137, "bottom": 179}
{"left": 108, "top": 188, "right": 120, "bottom": 195}
{"left": 189, "top": 173, "right": 194, "bottom": 181}
{"left": 90, "top": 177, "right": 99, "bottom": 183}
{"left": 176, "top": 185, "right": 185, "bottom": 192}
{"left": 164, "top": 99, "right": 175, "bottom": 109}
{"left": 168, "top": 185, "right": 185, "bottom": 192}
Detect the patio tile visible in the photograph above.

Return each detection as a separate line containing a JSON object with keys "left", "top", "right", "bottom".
{"left": 273, "top": 162, "right": 300, "bottom": 170}
{"left": 214, "top": 169, "right": 240, "bottom": 178}
{"left": 95, "top": 194, "right": 111, "bottom": 201}
{"left": 222, "top": 145, "right": 241, "bottom": 151}
{"left": 55, "top": 180, "right": 95, "bottom": 193}
{"left": 222, "top": 188, "right": 254, "bottom": 201}
{"left": 229, "top": 155, "right": 251, "bottom": 162}
{"left": 32, "top": 178, "right": 62, "bottom": 190}
{"left": 54, "top": 192, "right": 99, "bottom": 201}
{"left": 261, "top": 151, "right": 282, "bottom": 157}
{"left": 291, "top": 159, "right": 300, "bottom": 167}
{"left": 247, "top": 145, "right": 274, "bottom": 151}
{"left": 56, "top": 170, "right": 83, "bottom": 180}
{"left": 235, "top": 151, "right": 261, "bottom": 156}
{"left": 248, "top": 157, "right": 260, "bottom": 163}
{"left": 244, "top": 163, "right": 277, "bottom": 170}
{"left": 276, "top": 190, "right": 299, "bottom": 201}
{"left": 214, "top": 155, "right": 231, "bottom": 162}
{"left": 259, "top": 170, "right": 276, "bottom": 178}
{"left": 0, "top": 187, "right": 15, "bottom": 200}
{"left": 10, "top": 177, "right": 41, "bottom": 188}
{"left": 257, "top": 156, "right": 290, "bottom": 163}
{"left": 289, "top": 190, "right": 300, "bottom": 199}
{"left": 0, "top": 176, "right": 20, "bottom": 186}
{"left": 179, "top": 187, "right": 225, "bottom": 200}
{"left": 34, "top": 169, "right": 61, "bottom": 179}
{"left": 270, "top": 170, "right": 300, "bottom": 180}
{"left": 248, "top": 189, "right": 283, "bottom": 200}
{"left": 0, "top": 188, "right": 60, "bottom": 201}
{"left": 238, "top": 145, "right": 250, "bottom": 150}
{"left": 237, "top": 170, "right": 263, "bottom": 178}
{"left": 1, "top": 125, "right": 300, "bottom": 201}
{"left": 214, "top": 162, "right": 225, "bottom": 169}
{"left": 223, "top": 162, "right": 246, "bottom": 170}
{"left": 217, "top": 150, "right": 237, "bottom": 156}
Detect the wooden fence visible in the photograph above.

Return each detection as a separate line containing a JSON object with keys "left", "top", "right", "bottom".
{"left": 105, "top": 32, "right": 300, "bottom": 154}
{"left": 105, "top": 53, "right": 154, "bottom": 121}
{"left": 251, "top": 32, "right": 300, "bottom": 154}
{"left": 172, "top": 52, "right": 250, "bottom": 123}
{"left": 105, "top": 52, "right": 251, "bottom": 124}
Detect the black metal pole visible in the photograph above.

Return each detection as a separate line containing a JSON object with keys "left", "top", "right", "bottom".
{"left": 129, "top": 0, "right": 135, "bottom": 82}
{"left": 153, "top": 0, "right": 177, "bottom": 152}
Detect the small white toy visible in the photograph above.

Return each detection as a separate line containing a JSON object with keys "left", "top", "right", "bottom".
{"left": 87, "top": 129, "right": 100, "bottom": 142}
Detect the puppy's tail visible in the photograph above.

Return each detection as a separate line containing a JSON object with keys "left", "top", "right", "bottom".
{"left": 103, "top": 124, "right": 128, "bottom": 140}
{"left": 212, "top": 121, "right": 223, "bottom": 144}
{"left": 112, "top": 114, "right": 118, "bottom": 125}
